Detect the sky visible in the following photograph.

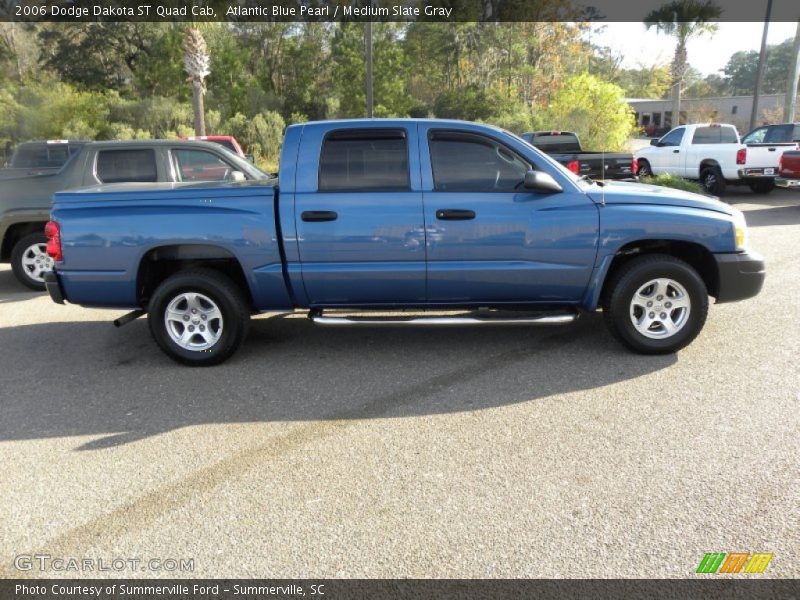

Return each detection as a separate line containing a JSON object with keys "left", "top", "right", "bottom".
{"left": 590, "top": 22, "right": 799, "bottom": 76}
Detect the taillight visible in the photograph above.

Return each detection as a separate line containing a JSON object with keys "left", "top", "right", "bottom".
{"left": 736, "top": 147, "right": 746, "bottom": 165}
{"left": 45, "top": 220, "right": 62, "bottom": 261}
{"left": 779, "top": 154, "right": 783, "bottom": 173}
{"left": 632, "top": 157, "right": 639, "bottom": 175}
{"left": 567, "top": 160, "right": 580, "bottom": 174}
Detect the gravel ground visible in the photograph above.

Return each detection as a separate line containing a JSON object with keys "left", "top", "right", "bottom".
{"left": 0, "top": 187, "right": 798, "bottom": 578}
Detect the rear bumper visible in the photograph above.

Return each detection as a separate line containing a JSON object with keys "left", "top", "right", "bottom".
{"left": 737, "top": 168, "right": 776, "bottom": 178}
{"left": 775, "top": 177, "right": 800, "bottom": 188}
{"left": 43, "top": 270, "right": 65, "bottom": 304}
{"left": 713, "top": 250, "right": 765, "bottom": 303}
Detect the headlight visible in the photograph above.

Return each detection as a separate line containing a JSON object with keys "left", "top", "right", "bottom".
{"left": 732, "top": 210, "right": 748, "bottom": 250}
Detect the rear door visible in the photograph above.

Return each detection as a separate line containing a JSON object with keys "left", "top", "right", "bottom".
{"left": 419, "top": 125, "right": 598, "bottom": 303}
{"left": 294, "top": 126, "right": 426, "bottom": 305}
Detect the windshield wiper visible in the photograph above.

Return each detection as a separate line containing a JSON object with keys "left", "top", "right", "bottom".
{"left": 579, "top": 175, "right": 605, "bottom": 187}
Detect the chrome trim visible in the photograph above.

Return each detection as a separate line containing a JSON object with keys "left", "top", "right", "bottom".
{"left": 311, "top": 314, "right": 577, "bottom": 326}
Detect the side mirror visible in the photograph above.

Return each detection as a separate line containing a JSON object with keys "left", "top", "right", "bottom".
{"left": 524, "top": 170, "right": 562, "bottom": 193}
{"left": 650, "top": 138, "right": 660, "bottom": 146}
{"left": 230, "top": 170, "right": 246, "bottom": 182}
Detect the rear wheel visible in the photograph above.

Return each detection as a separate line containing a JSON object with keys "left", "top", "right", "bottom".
{"left": 747, "top": 179, "right": 775, "bottom": 194}
{"left": 602, "top": 254, "right": 709, "bottom": 354}
{"left": 148, "top": 269, "right": 250, "bottom": 366}
{"left": 700, "top": 166, "right": 726, "bottom": 196}
{"left": 11, "top": 232, "right": 53, "bottom": 290}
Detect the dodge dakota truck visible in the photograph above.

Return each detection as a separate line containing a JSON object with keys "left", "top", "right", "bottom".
{"left": 0, "top": 139, "right": 268, "bottom": 289}
{"left": 520, "top": 131, "right": 637, "bottom": 181}
{"left": 43, "top": 119, "right": 765, "bottom": 366}
{"left": 635, "top": 123, "right": 797, "bottom": 195}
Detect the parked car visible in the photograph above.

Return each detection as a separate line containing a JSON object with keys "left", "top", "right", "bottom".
{"left": 44, "top": 119, "right": 764, "bottom": 365}
{"left": 520, "top": 131, "right": 637, "bottom": 180}
{"left": 0, "top": 140, "right": 88, "bottom": 179}
{"left": 739, "top": 123, "right": 800, "bottom": 191}
{"left": 635, "top": 123, "right": 798, "bottom": 195}
{"left": 776, "top": 150, "right": 800, "bottom": 188}
{"left": 0, "top": 139, "right": 269, "bottom": 290}
{"left": 180, "top": 135, "right": 247, "bottom": 158}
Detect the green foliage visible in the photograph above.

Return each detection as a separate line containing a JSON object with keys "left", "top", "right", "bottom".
{"left": 540, "top": 74, "right": 636, "bottom": 151}
{"left": 723, "top": 38, "right": 798, "bottom": 95}
{"left": 640, "top": 173, "right": 705, "bottom": 194}
{"left": 0, "top": 19, "right": 645, "bottom": 159}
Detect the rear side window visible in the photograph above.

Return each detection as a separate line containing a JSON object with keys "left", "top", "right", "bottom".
{"left": 318, "top": 129, "right": 409, "bottom": 192}
{"left": 764, "top": 125, "right": 794, "bottom": 144}
{"left": 692, "top": 126, "right": 738, "bottom": 144}
{"left": 96, "top": 149, "right": 157, "bottom": 183}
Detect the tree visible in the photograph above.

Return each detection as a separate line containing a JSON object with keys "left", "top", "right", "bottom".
{"left": 723, "top": 38, "right": 799, "bottom": 95}
{"left": 644, "top": 0, "right": 721, "bottom": 125}
{"left": 541, "top": 73, "right": 636, "bottom": 151}
{"left": 183, "top": 27, "right": 210, "bottom": 136}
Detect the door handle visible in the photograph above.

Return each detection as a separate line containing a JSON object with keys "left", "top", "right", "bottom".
{"left": 768, "top": 147, "right": 776, "bottom": 151}
{"left": 436, "top": 209, "right": 475, "bottom": 220}
{"left": 301, "top": 210, "right": 338, "bottom": 222}
{"left": 673, "top": 150, "right": 680, "bottom": 153}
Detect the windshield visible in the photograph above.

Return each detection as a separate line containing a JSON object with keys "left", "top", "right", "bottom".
{"left": 509, "top": 130, "right": 584, "bottom": 185}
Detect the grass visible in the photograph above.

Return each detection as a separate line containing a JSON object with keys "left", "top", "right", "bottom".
{"left": 639, "top": 173, "right": 706, "bottom": 195}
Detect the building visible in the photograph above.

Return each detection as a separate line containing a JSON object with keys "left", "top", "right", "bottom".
{"left": 628, "top": 94, "right": 787, "bottom": 136}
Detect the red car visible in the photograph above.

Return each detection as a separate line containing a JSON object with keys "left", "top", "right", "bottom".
{"left": 180, "top": 135, "right": 246, "bottom": 158}
{"left": 777, "top": 151, "right": 800, "bottom": 188}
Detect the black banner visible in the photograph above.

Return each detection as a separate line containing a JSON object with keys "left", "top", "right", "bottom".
{"left": 1, "top": 0, "right": 799, "bottom": 23}
{"left": 2, "top": 579, "right": 800, "bottom": 600}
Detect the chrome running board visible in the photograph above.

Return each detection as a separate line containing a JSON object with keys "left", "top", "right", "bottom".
{"left": 310, "top": 312, "right": 578, "bottom": 327}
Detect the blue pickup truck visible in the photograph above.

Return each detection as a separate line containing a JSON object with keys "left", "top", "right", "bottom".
{"left": 43, "top": 119, "right": 765, "bottom": 365}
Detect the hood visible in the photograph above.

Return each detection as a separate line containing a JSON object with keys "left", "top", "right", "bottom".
{"left": 586, "top": 180, "right": 734, "bottom": 216}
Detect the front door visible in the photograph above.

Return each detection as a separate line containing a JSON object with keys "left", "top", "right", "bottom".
{"left": 419, "top": 127, "right": 598, "bottom": 304}
{"left": 295, "top": 127, "right": 426, "bottom": 305}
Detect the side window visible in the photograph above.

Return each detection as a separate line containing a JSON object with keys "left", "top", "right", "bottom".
{"left": 719, "top": 127, "right": 739, "bottom": 143}
{"left": 742, "top": 127, "right": 767, "bottom": 144}
{"left": 318, "top": 129, "right": 409, "bottom": 192}
{"left": 659, "top": 128, "right": 684, "bottom": 147}
{"left": 96, "top": 149, "right": 157, "bottom": 183}
{"left": 429, "top": 132, "right": 530, "bottom": 192}
{"left": 173, "top": 149, "right": 238, "bottom": 182}
{"left": 691, "top": 127, "right": 719, "bottom": 144}
{"left": 764, "top": 125, "right": 792, "bottom": 144}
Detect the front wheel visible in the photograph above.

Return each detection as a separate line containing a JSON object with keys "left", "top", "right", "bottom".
{"left": 700, "top": 167, "right": 726, "bottom": 196}
{"left": 11, "top": 232, "right": 53, "bottom": 290}
{"left": 602, "top": 254, "right": 709, "bottom": 354}
{"left": 637, "top": 159, "right": 652, "bottom": 178}
{"left": 747, "top": 179, "right": 775, "bottom": 194}
{"left": 148, "top": 269, "right": 250, "bottom": 366}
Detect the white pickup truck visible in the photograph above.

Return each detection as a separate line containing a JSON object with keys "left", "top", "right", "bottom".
{"left": 635, "top": 123, "right": 798, "bottom": 195}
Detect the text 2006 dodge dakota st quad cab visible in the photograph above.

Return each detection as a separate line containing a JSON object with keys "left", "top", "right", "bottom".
{"left": 43, "top": 119, "right": 765, "bottom": 365}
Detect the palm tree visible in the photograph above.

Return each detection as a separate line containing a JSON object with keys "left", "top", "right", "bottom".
{"left": 645, "top": 1, "right": 721, "bottom": 127}
{"left": 183, "top": 27, "right": 210, "bottom": 136}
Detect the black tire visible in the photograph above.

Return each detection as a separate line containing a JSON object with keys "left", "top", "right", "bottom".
{"left": 747, "top": 179, "right": 775, "bottom": 194}
{"left": 10, "top": 232, "right": 51, "bottom": 291}
{"left": 637, "top": 159, "right": 652, "bottom": 178}
{"left": 147, "top": 268, "right": 250, "bottom": 366}
{"left": 602, "top": 254, "right": 709, "bottom": 355}
{"left": 700, "top": 166, "right": 726, "bottom": 196}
